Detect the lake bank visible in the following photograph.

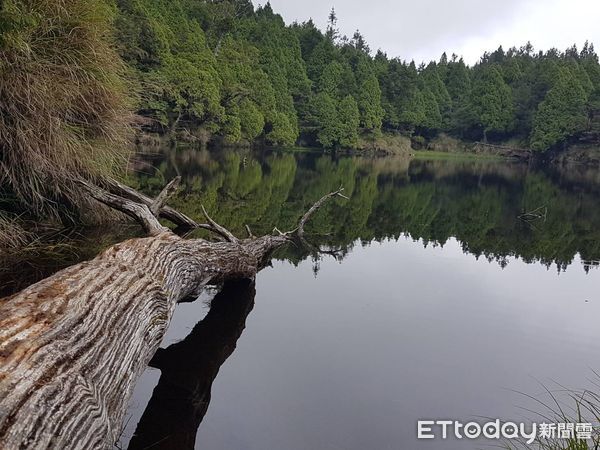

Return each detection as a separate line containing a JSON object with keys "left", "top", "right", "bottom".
{"left": 137, "top": 129, "right": 600, "bottom": 165}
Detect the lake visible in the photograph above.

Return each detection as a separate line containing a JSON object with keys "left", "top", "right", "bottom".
{"left": 10, "top": 147, "right": 600, "bottom": 449}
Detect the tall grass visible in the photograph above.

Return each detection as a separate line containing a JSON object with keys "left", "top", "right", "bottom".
{"left": 0, "top": 212, "right": 32, "bottom": 249}
{"left": 505, "top": 381, "right": 600, "bottom": 449}
{"left": 0, "top": 0, "right": 131, "bottom": 220}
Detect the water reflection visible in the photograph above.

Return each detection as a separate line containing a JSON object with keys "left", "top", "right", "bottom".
{"left": 130, "top": 147, "right": 600, "bottom": 273}
{"left": 4, "top": 148, "right": 599, "bottom": 298}
{"left": 128, "top": 279, "right": 255, "bottom": 450}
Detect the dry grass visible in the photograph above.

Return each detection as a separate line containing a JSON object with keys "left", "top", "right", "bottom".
{"left": 0, "top": 0, "right": 131, "bottom": 220}
{"left": 0, "top": 213, "right": 32, "bottom": 249}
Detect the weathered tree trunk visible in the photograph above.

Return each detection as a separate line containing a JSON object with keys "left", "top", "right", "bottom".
{"left": 0, "top": 178, "right": 346, "bottom": 449}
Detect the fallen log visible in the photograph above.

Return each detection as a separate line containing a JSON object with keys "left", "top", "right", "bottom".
{"left": 0, "top": 178, "right": 346, "bottom": 449}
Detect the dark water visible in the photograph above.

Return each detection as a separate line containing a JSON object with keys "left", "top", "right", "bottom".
{"left": 13, "top": 147, "right": 600, "bottom": 449}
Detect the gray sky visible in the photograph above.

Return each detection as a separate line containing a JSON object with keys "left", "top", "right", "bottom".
{"left": 255, "top": 0, "right": 600, "bottom": 64}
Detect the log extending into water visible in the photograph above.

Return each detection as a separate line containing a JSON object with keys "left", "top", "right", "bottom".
{"left": 0, "top": 178, "right": 346, "bottom": 449}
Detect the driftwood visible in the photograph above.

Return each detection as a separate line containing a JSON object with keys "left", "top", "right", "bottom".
{"left": 0, "top": 177, "right": 346, "bottom": 449}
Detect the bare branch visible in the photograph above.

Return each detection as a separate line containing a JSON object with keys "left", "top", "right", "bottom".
{"left": 104, "top": 178, "right": 198, "bottom": 229}
{"left": 297, "top": 187, "right": 347, "bottom": 237}
{"left": 201, "top": 205, "right": 238, "bottom": 243}
{"left": 104, "top": 178, "right": 243, "bottom": 241}
{"left": 80, "top": 180, "right": 168, "bottom": 236}
{"left": 150, "top": 176, "right": 181, "bottom": 216}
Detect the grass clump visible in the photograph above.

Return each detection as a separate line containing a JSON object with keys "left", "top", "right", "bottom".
{"left": 0, "top": 0, "right": 131, "bottom": 221}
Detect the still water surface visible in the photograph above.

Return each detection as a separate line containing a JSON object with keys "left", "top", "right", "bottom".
{"left": 108, "top": 148, "right": 600, "bottom": 449}
{"left": 53, "top": 148, "right": 600, "bottom": 449}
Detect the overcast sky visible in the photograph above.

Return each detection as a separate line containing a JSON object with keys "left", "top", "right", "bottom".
{"left": 255, "top": 0, "right": 600, "bottom": 64}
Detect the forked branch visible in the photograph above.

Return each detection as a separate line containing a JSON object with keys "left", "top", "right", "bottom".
{"left": 103, "top": 177, "right": 238, "bottom": 241}
{"left": 297, "top": 186, "right": 347, "bottom": 237}
{"left": 104, "top": 177, "right": 198, "bottom": 229}
{"left": 150, "top": 176, "right": 181, "bottom": 216}
{"left": 92, "top": 176, "right": 347, "bottom": 246}
{"left": 80, "top": 180, "right": 168, "bottom": 236}
{"left": 200, "top": 205, "right": 239, "bottom": 243}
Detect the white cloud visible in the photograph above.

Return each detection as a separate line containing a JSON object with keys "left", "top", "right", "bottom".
{"left": 258, "top": 0, "right": 600, "bottom": 64}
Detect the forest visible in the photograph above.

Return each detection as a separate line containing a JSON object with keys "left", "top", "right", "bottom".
{"left": 1, "top": 0, "right": 600, "bottom": 239}
{"left": 113, "top": 0, "right": 600, "bottom": 151}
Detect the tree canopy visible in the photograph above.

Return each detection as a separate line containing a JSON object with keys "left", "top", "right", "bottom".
{"left": 112, "top": 0, "right": 600, "bottom": 152}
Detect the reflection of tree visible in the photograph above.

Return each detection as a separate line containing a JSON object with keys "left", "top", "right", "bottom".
{"left": 128, "top": 279, "right": 256, "bottom": 450}
{"left": 132, "top": 147, "right": 600, "bottom": 272}
{"left": 9, "top": 149, "right": 597, "bottom": 296}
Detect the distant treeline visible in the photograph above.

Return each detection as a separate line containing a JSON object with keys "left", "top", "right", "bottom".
{"left": 116, "top": 0, "right": 600, "bottom": 151}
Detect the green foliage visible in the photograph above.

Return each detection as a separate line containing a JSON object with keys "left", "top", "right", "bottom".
{"left": 337, "top": 95, "right": 360, "bottom": 148}
{"left": 400, "top": 88, "right": 425, "bottom": 131}
{"left": 357, "top": 72, "right": 384, "bottom": 134}
{"left": 22, "top": 0, "right": 600, "bottom": 159}
{"left": 530, "top": 68, "right": 589, "bottom": 151}
{"left": 312, "top": 92, "right": 340, "bottom": 148}
{"left": 469, "top": 65, "right": 514, "bottom": 138}
{"left": 311, "top": 93, "right": 359, "bottom": 148}
{"left": 238, "top": 98, "right": 264, "bottom": 140}
{"left": 421, "top": 62, "right": 452, "bottom": 126}
{"left": 421, "top": 88, "right": 443, "bottom": 130}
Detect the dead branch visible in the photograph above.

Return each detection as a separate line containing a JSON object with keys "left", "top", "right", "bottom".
{"left": 80, "top": 180, "right": 168, "bottom": 236}
{"left": 150, "top": 176, "right": 181, "bottom": 216}
{"left": 104, "top": 177, "right": 198, "bottom": 229}
{"left": 201, "top": 205, "right": 239, "bottom": 243}
{"left": 297, "top": 186, "right": 347, "bottom": 237}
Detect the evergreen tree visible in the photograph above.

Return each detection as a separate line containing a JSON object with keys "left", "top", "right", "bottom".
{"left": 312, "top": 92, "right": 340, "bottom": 148}
{"left": 469, "top": 65, "right": 513, "bottom": 140}
{"left": 113, "top": 1, "right": 600, "bottom": 153}
{"left": 530, "top": 68, "right": 588, "bottom": 150}
{"left": 421, "top": 62, "right": 451, "bottom": 127}
{"left": 338, "top": 95, "right": 360, "bottom": 148}
{"left": 445, "top": 58, "right": 472, "bottom": 132}
{"left": 357, "top": 73, "right": 384, "bottom": 133}
{"left": 421, "top": 89, "right": 442, "bottom": 130}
